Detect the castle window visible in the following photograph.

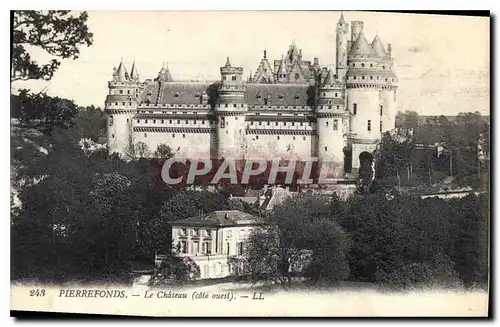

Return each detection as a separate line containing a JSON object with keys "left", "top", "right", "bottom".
{"left": 145, "top": 120, "right": 148, "bottom": 123}
{"left": 177, "top": 120, "right": 180, "bottom": 124}
{"left": 185, "top": 120, "right": 188, "bottom": 124}
{"left": 129, "top": 102, "right": 132, "bottom": 106}
{"left": 335, "top": 93, "right": 338, "bottom": 97}
{"left": 303, "top": 136, "right": 306, "bottom": 141}
{"left": 333, "top": 119, "right": 338, "bottom": 130}
{"left": 267, "top": 121, "right": 270, "bottom": 125}
{"left": 161, "top": 119, "right": 164, "bottom": 124}
{"left": 362, "top": 76, "right": 365, "bottom": 80}
{"left": 257, "top": 93, "right": 262, "bottom": 99}
{"left": 111, "top": 134, "right": 114, "bottom": 138}
{"left": 300, "top": 123, "right": 303, "bottom": 126}
{"left": 352, "top": 63, "right": 355, "bottom": 67}
{"left": 172, "top": 134, "right": 175, "bottom": 138}
{"left": 353, "top": 76, "right": 357, "bottom": 80}
{"left": 377, "top": 76, "right": 380, "bottom": 80}
{"left": 264, "top": 99, "right": 268, "bottom": 105}
{"left": 380, "top": 105, "right": 383, "bottom": 116}
{"left": 223, "top": 76, "right": 227, "bottom": 80}
{"left": 392, "top": 78, "right": 395, "bottom": 82}
{"left": 293, "top": 136, "right": 296, "bottom": 140}
{"left": 294, "top": 94, "right": 300, "bottom": 99}
{"left": 202, "top": 120, "right": 205, "bottom": 124}
{"left": 174, "top": 92, "right": 180, "bottom": 97}
{"left": 119, "top": 90, "right": 123, "bottom": 94}
{"left": 326, "top": 122, "right": 329, "bottom": 127}
{"left": 256, "top": 135, "right": 259, "bottom": 140}
{"left": 284, "top": 122, "right": 287, "bottom": 126}
{"left": 278, "top": 93, "right": 284, "bottom": 99}
{"left": 328, "top": 100, "right": 332, "bottom": 105}
{"left": 126, "top": 118, "right": 129, "bottom": 123}
{"left": 329, "top": 106, "right": 332, "bottom": 109}
{"left": 382, "top": 66, "right": 386, "bottom": 70}
{"left": 169, "top": 120, "right": 172, "bottom": 123}
{"left": 153, "top": 120, "right": 156, "bottom": 124}
{"left": 137, "top": 119, "right": 140, "bottom": 123}
{"left": 361, "top": 63, "right": 365, "bottom": 68}
{"left": 225, "top": 104, "right": 228, "bottom": 108}
{"left": 195, "top": 93, "right": 200, "bottom": 98}
{"left": 277, "top": 136, "right": 280, "bottom": 140}
{"left": 127, "top": 90, "right": 130, "bottom": 94}
{"left": 144, "top": 133, "right": 147, "bottom": 137}
{"left": 278, "top": 113, "right": 282, "bottom": 116}
{"left": 183, "top": 134, "right": 186, "bottom": 138}
{"left": 380, "top": 120, "right": 383, "bottom": 132}
{"left": 337, "top": 106, "right": 340, "bottom": 110}
{"left": 232, "top": 76, "right": 236, "bottom": 81}
{"left": 259, "top": 122, "right": 262, "bottom": 126}
{"left": 324, "top": 146, "right": 328, "bottom": 151}
{"left": 353, "top": 103, "right": 357, "bottom": 115}
{"left": 109, "top": 115, "right": 113, "bottom": 126}
{"left": 122, "top": 102, "right": 125, "bottom": 106}
{"left": 322, "top": 92, "right": 326, "bottom": 96}
{"left": 251, "top": 122, "right": 254, "bottom": 125}
{"left": 370, "top": 76, "right": 373, "bottom": 80}
{"left": 385, "top": 78, "right": 388, "bottom": 82}
{"left": 370, "top": 63, "right": 373, "bottom": 68}
{"left": 233, "top": 104, "right": 236, "bottom": 108}
{"left": 367, "top": 120, "right": 372, "bottom": 131}
{"left": 292, "top": 122, "right": 295, "bottom": 126}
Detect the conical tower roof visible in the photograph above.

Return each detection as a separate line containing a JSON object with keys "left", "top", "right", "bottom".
{"left": 349, "top": 31, "right": 378, "bottom": 58}
{"left": 116, "top": 60, "right": 129, "bottom": 81}
{"left": 224, "top": 57, "right": 232, "bottom": 68}
{"left": 339, "top": 12, "right": 346, "bottom": 24}
{"left": 371, "top": 35, "right": 389, "bottom": 58}
{"left": 130, "top": 60, "right": 139, "bottom": 80}
{"left": 323, "top": 69, "right": 336, "bottom": 86}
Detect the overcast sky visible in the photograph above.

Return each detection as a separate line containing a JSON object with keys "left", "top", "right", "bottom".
{"left": 13, "top": 11, "right": 490, "bottom": 116}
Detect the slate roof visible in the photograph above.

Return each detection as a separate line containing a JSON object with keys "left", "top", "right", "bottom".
{"left": 245, "top": 84, "right": 313, "bottom": 106}
{"left": 172, "top": 210, "right": 264, "bottom": 227}
{"left": 140, "top": 82, "right": 213, "bottom": 105}
{"left": 371, "top": 35, "right": 389, "bottom": 58}
{"left": 349, "top": 31, "right": 379, "bottom": 58}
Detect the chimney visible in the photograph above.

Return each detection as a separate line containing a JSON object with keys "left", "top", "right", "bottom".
{"left": 314, "top": 58, "right": 319, "bottom": 66}
{"left": 264, "top": 50, "right": 267, "bottom": 59}
{"left": 388, "top": 44, "right": 392, "bottom": 57}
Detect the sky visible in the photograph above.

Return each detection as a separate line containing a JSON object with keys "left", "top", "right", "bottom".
{"left": 12, "top": 11, "right": 490, "bottom": 116}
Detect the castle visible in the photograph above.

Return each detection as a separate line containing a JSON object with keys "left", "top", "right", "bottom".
{"left": 105, "top": 13, "right": 398, "bottom": 178}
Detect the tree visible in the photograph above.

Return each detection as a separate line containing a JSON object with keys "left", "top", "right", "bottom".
{"left": 73, "top": 105, "right": 106, "bottom": 142}
{"left": 11, "top": 10, "right": 93, "bottom": 82}
{"left": 154, "top": 143, "right": 174, "bottom": 159}
{"left": 11, "top": 90, "right": 79, "bottom": 134}
{"left": 135, "top": 142, "right": 150, "bottom": 158}
{"left": 244, "top": 193, "right": 350, "bottom": 289}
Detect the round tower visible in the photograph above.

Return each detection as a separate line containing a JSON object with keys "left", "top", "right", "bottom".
{"left": 351, "top": 21, "right": 364, "bottom": 44}
{"left": 346, "top": 31, "right": 398, "bottom": 174}
{"left": 105, "top": 60, "right": 143, "bottom": 157}
{"left": 336, "top": 12, "right": 349, "bottom": 80}
{"left": 215, "top": 57, "right": 247, "bottom": 159}
{"left": 316, "top": 69, "right": 345, "bottom": 178}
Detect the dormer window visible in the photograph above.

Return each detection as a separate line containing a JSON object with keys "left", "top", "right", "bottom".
{"left": 195, "top": 93, "right": 200, "bottom": 98}
{"left": 256, "top": 93, "right": 262, "bottom": 99}
{"left": 174, "top": 92, "right": 180, "bottom": 97}
{"left": 278, "top": 93, "right": 284, "bottom": 99}
{"left": 382, "top": 66, "right": 386, "bottom": 70}
{"left": 294, "top": 94, "right": 300, "bottom": 100}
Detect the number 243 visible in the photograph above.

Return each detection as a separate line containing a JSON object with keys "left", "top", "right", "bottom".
{"left": 29, "top": 289, "right": 45, "bottom": 297}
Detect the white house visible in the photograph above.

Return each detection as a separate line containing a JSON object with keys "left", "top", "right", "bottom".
{"left": 162, "top": 210, "right": 265, "bottom": 280}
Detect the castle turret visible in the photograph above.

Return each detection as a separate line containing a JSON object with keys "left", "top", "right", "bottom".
{"left": 351, "top": 21, "right": 364, "bottom": 45}
{"left": 276, "top": 55, "right": 288, "bottom": 83}
{"left": 345, "top": 29, "right": 398, "bottom": 175}
{"left": 336, "top": 12, "right": 349, "bottom": 80}
{"left": 316, "top": 69, "right": 346, "bottom": 177}
{"left": 215, "top": 57, "right": 247, "bottom": 159}
{"left": 105, "top": 59, "right": 144, "bottom": 156}
{"left": 156, "top": 62, "right": 173, "bottom": 82}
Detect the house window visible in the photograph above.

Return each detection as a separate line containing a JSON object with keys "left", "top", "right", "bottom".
{"left": 333, "top": 119, "right": 338, "bottom": 130}
{"left": 380, "top": 105, "right": 383, "bottom": 116}
{"left": 353, "top": 103, "right": 357, "bottom": 115}
{"left": 380, "top": 120, "right": 383, "bottom": 132}
{"left": 367, "top": 120, "right": 371, "bottom": 131}
{"left": 237, "top": 242, "right": 244, "bottom": 256}
{"left": 109, "top": 115, "right": 113, "bottom": 126}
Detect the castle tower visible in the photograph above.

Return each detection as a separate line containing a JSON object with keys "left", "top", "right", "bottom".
{"left": 371, "top": 35, "right": 398, "bottom": 132}
{"left": 345, "top": 30, "right": 398, "bottom": 173}
{"left": 105, "top": 59, "right": 143, "bottom": 156}
{"left": 336, "top": 12, "right": 349, "bottom": 80}
{"left": 351, "top": 21, "right": 364, "bottom": 45}
{"left": 215, "top": 57, "right": 247, "bottom": 159}
{"left": 316, "top": 69, "right": 345, "bottom": 178}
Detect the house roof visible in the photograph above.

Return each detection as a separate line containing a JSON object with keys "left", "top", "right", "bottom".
{"left": 140, "top": 82, "right": 213, "bottom": 105}
{"left": 349, "top": 31, "right": 379, "bottom": 58}
{"left": 172, "top": 210, "right": 264, "bottom": 227}
{"left": 371, "top": 35, "right": 389, "bottom": 58}
{"left": 244, "top": 84, "right": 312, "bottom": 106}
